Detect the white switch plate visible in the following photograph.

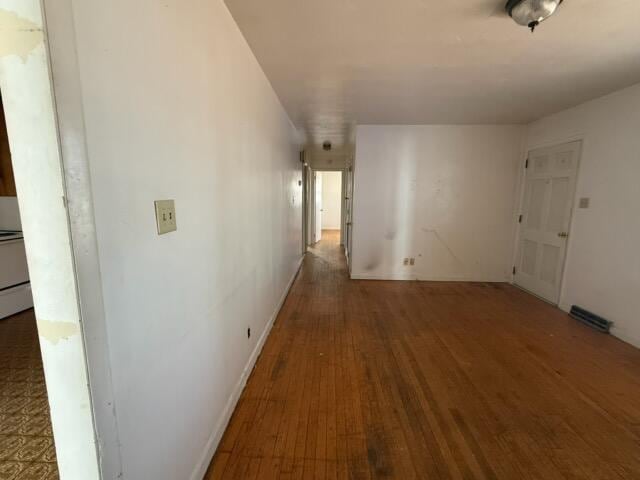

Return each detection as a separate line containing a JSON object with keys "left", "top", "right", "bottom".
{"left": 154, "top": 200, "right": 177, "bottom": 235}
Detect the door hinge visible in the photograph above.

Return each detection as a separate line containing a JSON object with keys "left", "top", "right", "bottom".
{"left": 518, "top": 214, "right": 523, "bottom": 223}
{"left": 513, "top": 266, "right": 517, "bottom": 275}
{"left": 525, "top": 158, "right": 529, "bottom": 169}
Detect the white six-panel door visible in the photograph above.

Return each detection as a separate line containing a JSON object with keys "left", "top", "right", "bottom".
{"left": 515, "top": 141, "right": 581, "bottom": 304}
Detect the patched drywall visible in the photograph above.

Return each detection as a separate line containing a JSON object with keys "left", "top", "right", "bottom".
{"left": 352, "top": 125, "right": 524, "bottom": 281}
{"left": 526, "top": 82, "right": 640, "bottom": 348}
{"left": 0, "top": 8, "right": 43, "bottom": 61}
{"left": 37, "top": 320, "right": 80, "bottom": 345}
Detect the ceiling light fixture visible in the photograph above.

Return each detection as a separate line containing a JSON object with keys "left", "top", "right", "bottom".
{"left": 505, "top": 0, "right": 563, "bottom": 32}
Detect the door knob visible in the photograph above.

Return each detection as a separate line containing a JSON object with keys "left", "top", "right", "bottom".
{"left": 558, "top": 232, "right": 568, "bottom": 238}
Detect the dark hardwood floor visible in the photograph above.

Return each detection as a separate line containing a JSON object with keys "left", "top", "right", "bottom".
{"left": 206, "top": 230, "right": 640, "bottom": 479}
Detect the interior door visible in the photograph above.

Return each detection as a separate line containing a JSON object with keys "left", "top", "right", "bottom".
{"left": 314, "top": 172, "right": 322, "bottom": 242}
{"left": 515, "top": 141, "right": 581, "bottom": 304}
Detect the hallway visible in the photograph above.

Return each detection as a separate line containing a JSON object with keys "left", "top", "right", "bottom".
{"left": 206, "top": 231, "right": 640, "bottom": 479}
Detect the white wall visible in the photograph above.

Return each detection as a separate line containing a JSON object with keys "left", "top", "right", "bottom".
{"left": 352, "top": 125, "right": 524, "bottom": 281}
{"left": 320, "top": 171, "right": 342, "bottom": 230}
{"left": 308, "top": 146, "right": 349, "bottom": 169}
{"left": 525, "top": 82, "right": 640, "bottom": 348}
{"left": 45, "top": 0, "right": 302, "bottom": 478}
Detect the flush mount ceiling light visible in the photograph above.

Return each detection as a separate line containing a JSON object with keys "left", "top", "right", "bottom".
{"left": 506, "top": 0, "right": 563, "bottom": 32}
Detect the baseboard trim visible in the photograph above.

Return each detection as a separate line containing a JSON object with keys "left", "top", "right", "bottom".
{"left": 189, "top": 256, "right": 304, "bottom": 480}
{"left": 556, "top": 302, "right": 640, "bottom": 350}
{"left": 350, "top": 272, "right": 416, "bottom": 281}
{"left": 610, "top": 327, "right": 640, "bottom": 349}
{"left": 350, "top": 272, "right": 509, "bottom": 282}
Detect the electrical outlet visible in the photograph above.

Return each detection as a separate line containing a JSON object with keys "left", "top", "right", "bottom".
{"left": 154, "top": 200, "right": 177, "bottom": 235}
{"left": 409, "top": 258, "right": 415, "bottom": 266}
{"left": 579, "top": 197, "right": 590, "bottom": 209}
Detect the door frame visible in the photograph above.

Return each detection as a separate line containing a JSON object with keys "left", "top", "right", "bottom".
{"left": 310, "top": 168, "right": 347, "bottom": 246}
{"left": 0, "top": 1, "right": 121, "bottom": 477}
{"left": 312, "top": 170, "right": 323, "bottom": 243}
{"left": 343, "top": 165, "right": 354, "bottom": 266}
{"left": 301, "top": 152, "right": 309, "bottom": 253}
{"left": 512, "top": 137, "right": 584, "bottom": 306}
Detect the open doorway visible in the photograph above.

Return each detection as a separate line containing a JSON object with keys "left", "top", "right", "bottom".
{"left": 311, "top": 170, "right": 344, "bottom": 248}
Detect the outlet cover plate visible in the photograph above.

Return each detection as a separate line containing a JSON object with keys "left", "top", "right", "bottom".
{"left": 154, "top": 200, "right": 177, "bottom": 235}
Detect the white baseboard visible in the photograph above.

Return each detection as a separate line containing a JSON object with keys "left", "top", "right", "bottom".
{"left": 350, "top": 272, "right": 416, "bottom": 281}
{"left": 350, "top": 272, "right": 509, "bottom": 282}
{"left": 610, "top": 327, "right": 640, "bottom": 350}
{"left": 189, "top": 256, "right": 304, "bottom": 480}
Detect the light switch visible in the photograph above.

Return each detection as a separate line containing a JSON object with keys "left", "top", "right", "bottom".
{"left": 154, "top": 200, "right": 177, "bottom": 235}
{"left": 579, "top": 197, "right": 590, "bottom": 209}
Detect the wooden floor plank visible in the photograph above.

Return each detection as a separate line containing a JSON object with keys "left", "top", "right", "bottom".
{"left": 206, "top": 229, "right": 640, "bottom": 479}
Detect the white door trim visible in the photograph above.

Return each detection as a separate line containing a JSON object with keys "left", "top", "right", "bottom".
{"left": 0, "top": 1, "right": 112, "bottom": 477}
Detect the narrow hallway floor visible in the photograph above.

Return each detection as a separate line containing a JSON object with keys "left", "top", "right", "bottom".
{"left": 0, "top": 310, "right": 58, "bottom": 480}
{"left": 206, "top": 230, "right": 640, "bottom": 479}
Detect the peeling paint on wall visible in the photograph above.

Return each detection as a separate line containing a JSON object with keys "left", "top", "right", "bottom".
{"left": 0, "top": 9, "right": 43, "bottom": 61}
{"left": 37, "top": 320, "right": 80, "bottom": 345}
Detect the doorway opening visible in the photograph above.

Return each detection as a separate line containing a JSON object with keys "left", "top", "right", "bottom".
{"left": 312, "top": 170, "right": 344, "bottom": 249}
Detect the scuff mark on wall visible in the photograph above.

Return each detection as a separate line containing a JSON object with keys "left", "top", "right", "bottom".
{"left": 422, "top": 228, "right": 465, "bottom": 267}
{"left": 37, "top": 320, "right": 80, "bottom": 345}
{"left": 364, "top": 251, "right": 382, "bottom": 270}
{"left": 0, "top": 9, "right": 43, "bottom": 61}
